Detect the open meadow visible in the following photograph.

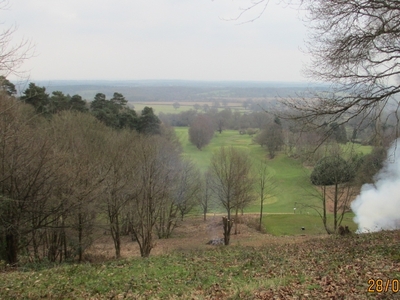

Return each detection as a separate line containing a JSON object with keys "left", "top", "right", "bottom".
{"left": 131, "top": 101, "right": 246, "bottom": 114}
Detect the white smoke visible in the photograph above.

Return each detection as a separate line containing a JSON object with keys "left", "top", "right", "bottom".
{"left": 351, "top": 140, "right": 400, "bottom": 233}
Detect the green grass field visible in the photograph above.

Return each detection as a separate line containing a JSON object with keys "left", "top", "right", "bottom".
{"left": 175, "top": 127, "right": 364, "bottom": 235}
{"left": 175, "top": 127, "right": 258, "bottom": 171}
{"left": 341, "top": 142, "right": 373, "bottom": 157}
{"left": 262, "top": 213, "right": 358, "bottom": 236}
{"left": 131, "top": 102, "right": 246, "bottom": 115}
{"left": 132, "top": 103, "right": 192, "bottom": 114}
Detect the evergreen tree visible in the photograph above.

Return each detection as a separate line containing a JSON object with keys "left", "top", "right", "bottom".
{"left": 69, "top": 94, "right": 88, "bottom": 113}
{"left": 117, "top": 108, "right": 137, "bottom": 130}
{"left": 111, "top": 92, "right": 127, "bottom": 108}
{"left": 137, "top": 107, "right": 161, "bottom": 135}
{"left": 0, "top": 76, "right": 16, "bottom": 96}
{"left": 20, "top": 83, "right": 50, "bottom": 114}
{"left": 50, "top": 91, "right": 70, "bottom": 113}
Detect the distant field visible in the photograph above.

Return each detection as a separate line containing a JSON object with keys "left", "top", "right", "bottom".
{"left": 130, "top": 101, "right": 246, "bottom": 114}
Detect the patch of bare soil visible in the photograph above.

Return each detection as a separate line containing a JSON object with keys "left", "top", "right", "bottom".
{"left": 87, "top": 214, "right": 325, "bottom": 260}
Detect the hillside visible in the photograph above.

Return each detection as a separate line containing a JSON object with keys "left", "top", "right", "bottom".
{"left": 1, "top": 228, "right": 398, "bottom": 299}
{"left": 0, "top": 125, "right": 396, "bottom": 299}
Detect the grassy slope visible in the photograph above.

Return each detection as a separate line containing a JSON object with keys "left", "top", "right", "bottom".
{"left": 1, "top": 230, "right": 398, "bottom": 299}
{"left": 176, "top": 127, "right": 346, "bottom": 235}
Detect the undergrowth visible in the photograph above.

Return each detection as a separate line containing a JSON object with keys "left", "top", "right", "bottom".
{"left": 0, "top": 230, "right": 399, "bottom": 299}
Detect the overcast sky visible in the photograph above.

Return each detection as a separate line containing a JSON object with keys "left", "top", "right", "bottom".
{"left": 4, "top": 0, "right": 309, "bottom": 82}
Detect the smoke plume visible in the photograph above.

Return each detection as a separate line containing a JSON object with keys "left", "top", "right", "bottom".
{"left": 351, "top": 140, "right": 400, "bottom": 233}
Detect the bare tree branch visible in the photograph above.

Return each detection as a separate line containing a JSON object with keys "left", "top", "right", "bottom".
{"left": 0, "top": 0, "right": 34, "bottom": 77}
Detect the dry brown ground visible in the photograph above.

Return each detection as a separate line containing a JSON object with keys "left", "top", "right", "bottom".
{"left": 87, "top": 214, "right": 325, "bottom": 260}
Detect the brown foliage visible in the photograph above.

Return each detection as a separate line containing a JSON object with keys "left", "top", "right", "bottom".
{"left": 188, "top": 114, "right": 214, "bottom": 150}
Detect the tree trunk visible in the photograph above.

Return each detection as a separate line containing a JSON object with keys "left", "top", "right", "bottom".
{"left": 137, "top": 228, "right": 153, "bottom": 258}
{"left": 110, "top": 215, "right": 121, "bottom": 259}
{"left": 31, "top": 229, "right": 39, "bottom": 261}
{"left": 322, "top": 186, "right": 331, "bottom": 234}
{"left": 5, "top": 232, "right": 18, "bottom": 265}
{"left": 61, "top": 228, "right": 67, "bottom": 263}
{"left": 234, "top": 207, "right": 239, "bottom": 235}
{"left": 334, "top": 183, "right": 338, "bottom": 233}
{"left": 259, "top": 192, "right": 264, "bottom": 231}
{"left": 222, "top": 216, "right": 233, "bottom": 245}
{"left": 47, "top": 231, "right": 59, "bottom": 262}
{"left": 78, "top": 213, "right": 83, "bottom": 262}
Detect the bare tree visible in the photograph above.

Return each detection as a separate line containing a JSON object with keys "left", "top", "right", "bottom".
{"left": 155, "top": 159, "right": 200, "bottom": 239}
{"left": 286, "top": 1, "right": 399, "bottom": 144}
{"left": 188, "top": 114, "right": 214, "bottom": 150}
{"left": 0, "top": 96, "right": 65, "bottom": 264}
{"left": 43, "top": 111, "right": 109, "bottom": 262}
{"left": 198, "top": 171, "right": 214, "bottom": 221}
{"left": 174, "top": 159, "right": 201, "bottom": 221}
{"left": 231, "top": 1, "right": 400, "bottom": 142}
{"left": 128, "top": 135, "right": 180, "bottom": 257}
{"left": 254, "top": 118, "right": 284, "bottom": 159}
{"left": 0, "top": 0, "right": 33, "bottom": 77}
{"left": 101, "top": 130, "right": 136, "bottom": 259}
{"left": 257, "top": 159, "right": 276, "bottom": 231}
{"left": 155, "top": 154, "right": 181, "bottom": 239}
{"left": 215, "top": 109, "right": 233, "bottom": 134}
{"left": 232, "top": 166, "right": 255, "bottom": 235}
{"left": 294, "top": 151, "right": 359, "bottom": 235}
{"left": 208, "top": 146, "right": 254, "bottom": 245}
{"left": 310, "top": 155, "right": 355, "bottom": 233}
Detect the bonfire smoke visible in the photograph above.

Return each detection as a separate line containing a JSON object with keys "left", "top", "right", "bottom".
{"left": 351, "top": 139, "right": 400, "bottom": 233}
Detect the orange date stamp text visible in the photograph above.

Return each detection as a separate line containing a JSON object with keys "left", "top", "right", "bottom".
{"left": 368, "top": 278, "right": 399, "bottom": 293}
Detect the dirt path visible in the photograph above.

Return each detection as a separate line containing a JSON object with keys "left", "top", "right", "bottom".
{"left": 87, "top": 214, "right": 325, "bottom": 260}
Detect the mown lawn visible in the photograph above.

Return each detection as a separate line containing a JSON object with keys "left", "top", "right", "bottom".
{"left": 262, "top": 213, "right": 358, "bottom": 236}
{"left": 176, "top": 127, "right": 322, "bottom": 214}
{"left": 176, "top": 127, "right": 364, "bottom": 234}
{"left": 175, "top": 127, "right": 256, "bottom": 172}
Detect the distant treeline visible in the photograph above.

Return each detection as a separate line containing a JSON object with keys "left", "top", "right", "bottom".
{"left": 14, "top": 80, "right": 326, "bottom": 102}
